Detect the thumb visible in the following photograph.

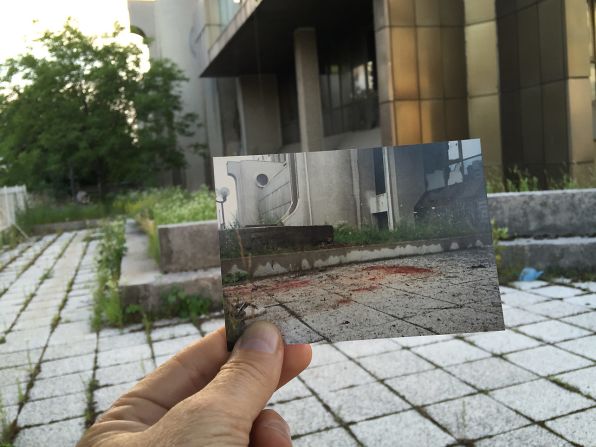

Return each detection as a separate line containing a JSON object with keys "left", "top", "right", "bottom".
{"left": 198, "top": 321, "right": 284, "bottom": 423}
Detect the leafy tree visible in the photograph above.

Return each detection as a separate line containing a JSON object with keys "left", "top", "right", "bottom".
{"left": 0, "top": 21, "right": 201, "bottom": 198}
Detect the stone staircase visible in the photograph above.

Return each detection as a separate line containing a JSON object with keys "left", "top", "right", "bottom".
{"left": 488, "top": 189, "right": 596, "bottom": 272}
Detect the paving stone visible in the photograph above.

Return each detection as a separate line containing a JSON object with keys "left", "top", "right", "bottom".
{"left": 557, "top": 335, "right": 596, "bottom": 360}
{"left": 510, "top": 281, "right": 549, "bottom": 290}
{"left": 293, "top": 427, "right": 358, "bottom": 447}
{"left": 270, "top": 378, "right": 312, "bottom": 404}
{"left": 96, "top": 359, "right": 155, "bottom": 387}
{"left": 18, "top": 392, "right": 87, "bottom": 427}
{"left": 98, "top": 331, "right": 148, "bottom": 351}
{"left": 554, "top": 366, "right": 596, "bottom": 399}
{"left": 43, "top": 337, "right": 97, "bottom": 361}
{"left": 572, "top": 281, "right": 596, "bottom": 293}
{"left": 97, "top": 344, "right": 152, "bottom": 368}
{"left": 446, "top": 357, "right": 537, "bottom": 391}
{"left": 500, "top": 290, "right": 549, "bottom": 307}
{"left": 505, "top": 346, "right": 592, "bottom": 376}
{"left": 358, "top": 350, "right": 434, "bottom": 380}
{"left": 38, "top": 354, "right": 95, "bottom": 380}
{"left": 14, "top": 416, "right": 86, "bottom": 447}
{"left": 271, "top": 396, "right": 337, "bottom": 436}
{"left": 426, "top": 394, "right": 529, "bottom": 439}
{"left": 0, "top": 366, "right": 29, "bottom": 388}
{"left": 561, "top": 312, "right": 596, "bottom": 331}
{"left": 490, "top": 379, "right": 593, "bottom": 421}
{"left": 517, "top": 320, "right": 591, "bottom": 344}
{"left": 545, "top": 408, "right": 596, "bottom": 446}
{"left": 475, "top": 424, "right": 571, "bottom": 446}
{"left": 351, "top": 409, "right": 455, "bottom": 447}
{"left": 0, "top": 348, "right": 43, "bottom": 369}
{"left": 94, "top": 381, "right": 136, "bottom": 413}
{"left": 48, "top": 321, "right": 95, "bottom": 345}
{"left": 502, "top": 306, "right": 547, "bottom": 327}
{"left": 3, "top": 326, "right": 51, "bottom": 351}
{"left": 524, "top": 301, "right": 587, "bottom": 319}
{"left": 300, "top": 361, "right": 375, "bottom": 393}
{"left": 28, "top": 370, "right": 92, "bottom": 401}
{"left": 465, "top": 330, "right": 541, "bottom": 354}
{"left": 394, "top": 334, "right": 453, "bottom": 348}
{"left": 563, "top": 293, "right": 596, "bottom": 309}
{"left": 98, "top": 324, "right": 144, "bottom": 338}
{"left": 310, "top": 343, "right": 348, "bottom": 367}
{"left": 199, "top": 317, "right": 224, "bottom": 334}
{"left": 530, "top": 285, "right": 584, "bottom": 299}
{"left": 333, "top": 338, "right": 400, "bottom": 358}
{"left": 320, "top": 382, "right": 409, "bottom": 423}
{"left": 0, "top": 382, "right": 25, "bottom": 407}
{"left": 411, "top": 339, "right": 491, "bottom": 367}
{"left": 386, "top": 368, "right": 475, "bottom": 406}
{"left": 152, "top": 334, "right": 200, "bottom": 357}
{"left": 150, "top": 323, "right": 199, "bottom": 342}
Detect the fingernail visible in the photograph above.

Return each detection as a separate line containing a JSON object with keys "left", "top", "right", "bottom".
{"left": 263, "top": 418, "right": 291, "bottom": 439}
{"left": 236, "top": 321, "right": 279, "bottom": 354}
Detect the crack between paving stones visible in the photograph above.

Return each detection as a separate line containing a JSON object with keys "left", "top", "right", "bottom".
{"left": 7, "top": 232, "right": 90, "bottom": 440}
{"left": 3, "top": 236, "right": 65, "bottom": 336}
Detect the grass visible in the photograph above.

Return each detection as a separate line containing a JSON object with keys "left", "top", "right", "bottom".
{"left": 333, "top": 220, "right": 477, "bottom": 246}
{"left": 91, "top": 218, "right": 212, "bottom": 329}
{"left": 16, "top": 200, "right": 123, "bottom": 233}
{"left": 92, "top": 219, "right": 127, "bottom": 330}
{"left": 114, "top": 187, "right": 216, "bottom": 262}
{"left": 486, "top": 165, "right": 596, "bottom": 193}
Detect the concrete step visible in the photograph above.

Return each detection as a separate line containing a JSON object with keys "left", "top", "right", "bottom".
{"left": 499, "top": 236, "right": 596, "bottom": 271}
{"left": 488, "top": 189, "right": 596, "bottom": 238}
{"left": 119, "top": 221, "right": 222, "bottom": 312}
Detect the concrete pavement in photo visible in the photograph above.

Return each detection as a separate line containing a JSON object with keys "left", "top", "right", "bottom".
{"left": 224, "top": 247, "right": 504, "bottom": 344}
{"left": 0, "top": 233, "right": 594, "bottom": 445}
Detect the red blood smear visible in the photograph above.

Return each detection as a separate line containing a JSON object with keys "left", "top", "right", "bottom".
{"left": 362, "top": 265, "right": 433, "bottom": 274}
{"left": 263, "top": 279, "right": 312, "bottom": 293}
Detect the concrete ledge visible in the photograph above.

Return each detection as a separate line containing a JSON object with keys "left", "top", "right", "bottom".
{"left": 488, "top": 189, "right": 596, "bottom": 237}
{"left": 120, "top": 221, "right": 222, "bottom": 311}
{"left": 221, "top": 233, "right": 493, "bottom": 279}
{"left": 30, "top": 219, "right": 104, "bottom": 235}
{"left": 499, "top": 237, "right": 596, "bottom": 271}
{"left": 158, "top": 221, "right": 219, "bottom": 273}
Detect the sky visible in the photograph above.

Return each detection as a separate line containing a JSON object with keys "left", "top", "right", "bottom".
{"left": 0, "top": 0, "right": 136, "bottom": 63}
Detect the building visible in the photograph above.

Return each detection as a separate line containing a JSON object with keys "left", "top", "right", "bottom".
{"left": 129, "top": 0, "right": 596, "bottom": 188}
{"left": 218, "top": 140, "right": 488, "bottom": 238}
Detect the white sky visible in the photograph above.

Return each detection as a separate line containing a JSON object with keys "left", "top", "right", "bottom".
{"left": 0, "top": 0, "right": 139, "bottom": 63}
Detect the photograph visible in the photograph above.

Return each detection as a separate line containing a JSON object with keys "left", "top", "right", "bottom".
{"left": 214, "top": 140, "right": 504, "bottom": 347}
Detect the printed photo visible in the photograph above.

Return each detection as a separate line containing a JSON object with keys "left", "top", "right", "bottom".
{"left": 214, "top": 140, "right": 504, "bottom": 348}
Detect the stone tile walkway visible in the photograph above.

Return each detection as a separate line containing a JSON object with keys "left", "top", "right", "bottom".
{"left": 0, "top": 232, "right": 594, "bottom": 446}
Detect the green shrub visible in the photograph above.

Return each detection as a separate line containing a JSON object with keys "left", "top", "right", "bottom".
{"left": 92, "top": 219, "right": 127, "bottom": 330}
{"left": 113, "top": 186, "right": 216, "bottom": 262}
{"left": 16, "top": 200, "right": 122, "bottom": 233}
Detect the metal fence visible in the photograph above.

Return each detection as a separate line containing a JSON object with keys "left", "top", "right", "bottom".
{"left": 0, "top": 186, "right": 27, "bottom": 231}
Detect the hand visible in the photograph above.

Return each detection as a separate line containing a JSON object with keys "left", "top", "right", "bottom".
{"left": 78, "top": 322, "right": 312, "bottom": 447}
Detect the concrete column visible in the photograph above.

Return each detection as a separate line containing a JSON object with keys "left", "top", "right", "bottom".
{"left": 464, "top": 0, "right": 502, "bottom": 181}
{"left": 564, "top": 0, "right": 594, "bottom": 183}
{"left": 293, "top": 28, "right": 324, "bottom": 152}
{"left": 373, "top": 0, "right": 468, "bottom": 147}
{"left": 236, "top": 74, "right": 283, "bottom": 155}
